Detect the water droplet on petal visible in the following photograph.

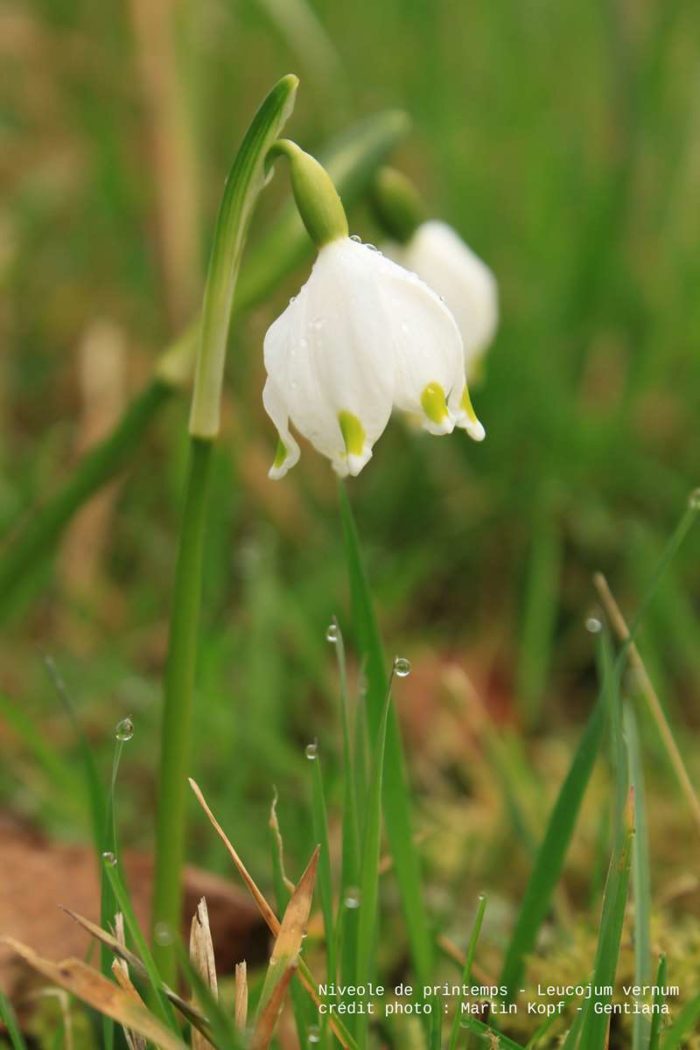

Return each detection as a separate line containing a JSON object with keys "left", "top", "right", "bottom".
{"left": 326, "top": 622, "right": 339, "bottom": 643}
{"left": 689, "top": 487, "right": 700, "bottom": 510}
{"left": 154, "top": 922, "right": 174, "bottom": 946}
{"left": 393, "top": 656, "right": 411, "bottom": 677}
{"left": 350, "top": 234, "right": 362, "bottom": 243}
{"left": 289, "top": 295, "right": 297, "bottom": 305}
{"left": 344, "top": 887, "right": 361, "bottom": 909}
{"left": 101, "top": 851, "right": 117, "bottom": 867}
{"left": 305, "top": 741, "right": 318, "bottom": 760}
{"left": 115, "top": 717, "right": 134, "bottom": 742}
{"left": 366, "top": 242, "right": 378, "bottom": 252}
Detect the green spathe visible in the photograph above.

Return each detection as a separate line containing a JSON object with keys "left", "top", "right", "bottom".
{"left": 189, "top": 74, "right": 298, "bottom": 440}
{"left": 271, "top": 139, "right": 349, "bottom": 247}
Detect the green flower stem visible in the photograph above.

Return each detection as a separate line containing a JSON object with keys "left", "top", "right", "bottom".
{"left": 152, "top": 435, "right": 213, "bottom": 980}
{"left": 0, "top": 377, "right": 173, "bottom": 619}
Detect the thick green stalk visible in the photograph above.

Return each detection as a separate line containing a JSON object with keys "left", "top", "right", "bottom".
{"left": 151, "top": 74, "right": 299, "bottom": 984}
{"left": 152, "top": 436, "right": 213, "bottom": 979}
{"left": 0, "top": 379, "right": 172, "bottom": 618}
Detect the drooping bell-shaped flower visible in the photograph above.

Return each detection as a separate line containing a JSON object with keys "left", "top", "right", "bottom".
{"left": 373, "top": 168, "right": 498, "bottom": 377}
{"left": 264, "top": 142, "right": 484, "bottom": 479}
{"left": 395, "top": 221, "right": 498, "bottom": 375}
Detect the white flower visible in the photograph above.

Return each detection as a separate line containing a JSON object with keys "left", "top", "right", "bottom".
{"left": 263, "top": 236, "right": 484, "bottom": 479}
{"left": 389, "top": 221, "right": 498, "bottom": 375}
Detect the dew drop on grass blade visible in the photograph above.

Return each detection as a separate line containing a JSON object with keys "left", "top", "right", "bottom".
{"left": 338, "top": 482, "right": 433, "bottom": 988}
{"left": 354, "top": 671, "right": 394, "bottom": 1046}
{"left": 308, "top": 746, "right": 337, "bottom": 987}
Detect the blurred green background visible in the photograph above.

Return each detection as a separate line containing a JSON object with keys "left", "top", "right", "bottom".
{"left": 2, "top": 0, "right": 700, "bottom": 890}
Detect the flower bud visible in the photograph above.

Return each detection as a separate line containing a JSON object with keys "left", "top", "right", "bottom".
{"left": 270, "top": 139, "right": 348, "bottom": 247}
{"left": 371, "top": 166, "right": 426, "bottom": 244}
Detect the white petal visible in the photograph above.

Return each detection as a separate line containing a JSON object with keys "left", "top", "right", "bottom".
{"left": 393, "top": 221, "right": 498, "bottom": 374}
{"left": 264, "top": 238, "right": 395, "bottom": 474}
{"left": 262, "top": 377, "right": 300, "bottom": 479}
{"left": 373, "top": 255, "right": 466, "bottom": 434}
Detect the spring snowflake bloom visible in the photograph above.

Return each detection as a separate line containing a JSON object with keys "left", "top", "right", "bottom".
{"left": 263, "top": 143, "right": 484, "bottom": 480}
{"left": 372, "top": 169, "right": 498, "bottom": 377}
{"left": 389, "top": 221, "right": 498, "bottom": 376}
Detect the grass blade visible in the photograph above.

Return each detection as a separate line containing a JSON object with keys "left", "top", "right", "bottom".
{"left": 0, "top": 692, "right": 78, "bottom": 800}
{"left": 499, "top": 699, "right": 604, "bottom": 999}
{"left": 648, "top": 954, "right": 667, "bottom": 1050}
{"left": 448, "top": 894, "right": 487, "bottom": 1050}
{"left": 0, "top": 380, "right": 173, "bottom": 622}
{"left": 576, "top": 793, "right": 634, "bottom": 1048}
{"left": 103, "top": 861, "right": 180, "bottom": 1033}
{"left": 309, "top": 749, "right": 337, "bottom": 988}
{"left": 0, "top": 991, "right": 28, "bottom": 1050}
{"left": 459, "top": 1016, "right": 526, "bottom": 1048}
{"left": 661, "top": 994, "right": 700, "bottom": 1049}
{"left": 595, "top": 572, "right": 700, "bottom": 837}
{"left": 338, "top": 482, "right": 433, "bottom": 986}
{"left": 516, "top": 498, "right": 561, "bottom": 728}
{"left": 252, "top": 849, "right": 319, "bottom": 1050}
{"left": 624, "top": 704, "right": 653, "bottom": 1050}
{"left": 353, "top": 676, "right": 394, "bottom": 1045}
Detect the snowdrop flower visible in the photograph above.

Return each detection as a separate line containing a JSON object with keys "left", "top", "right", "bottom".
{"left": 264, "top": 141, "right": 484, "bottom": 479}
{"left": 373, "top": 168, "right": 498, "bottom": 376}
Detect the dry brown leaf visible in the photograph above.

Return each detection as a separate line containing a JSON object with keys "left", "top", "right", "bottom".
{"left": 60, "top": 907, "right": 206, "bottom": 1030}
{"left": 0, "top": 818, "right": 266, "bottom": 1004}
{"left": 1, "top": 937, "right": 187, "bottom": 1050}
{"left": 189, "top": 779, "right": 279, "bottom": 935}
{"left": 251, "top": 848, "right": 319, "bottom": 1050}
{"left": 189, "top": 898, "right": 217, "bottom": 1050}
{"left": 234, "top": 961, "right": 248, "bottom": 1033}
{"left": 110, "top": 959, "right": 147, "bottom": 1050}
{"left": 250, "top": 966, "right": 295, "bottom": 1050}
{"left": 268, "top": 848, "right": 318, "bottom": 970}
{"left": 188, "top": 781, "right": 352, "bottom": 1050}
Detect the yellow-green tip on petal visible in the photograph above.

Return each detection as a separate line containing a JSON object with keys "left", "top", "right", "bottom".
{"left": 458, "top": 387, "right": 486, "bottom": 442}
{"left": 338, "top": 410, "right": 371, "bottom": 476}
{"left": 269, "top": 438, "right": 291, "bottom": 479}
{"left": 420, "top": 382, "right": 453, "bottom": 435}
{"left": 339, "top": 409, "right": 365, "bottom": 456}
